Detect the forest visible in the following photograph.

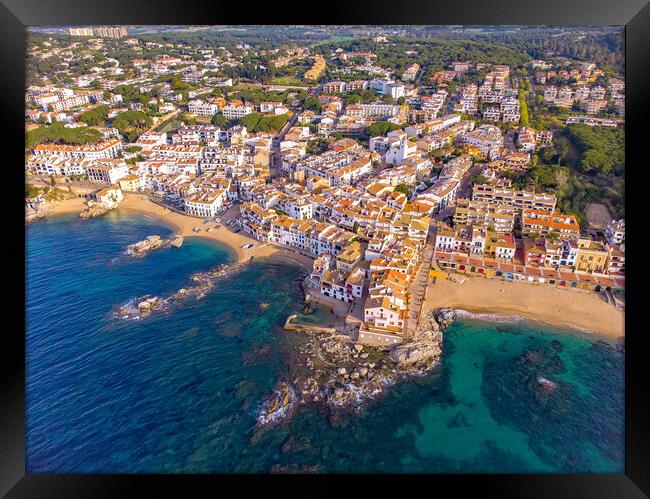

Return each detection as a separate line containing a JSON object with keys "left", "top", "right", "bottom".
{"left": 25, "top": 122, "right": 102, "bottom": 149}
{"left": 507, "top": 123, "right": 625, "bottom": 226}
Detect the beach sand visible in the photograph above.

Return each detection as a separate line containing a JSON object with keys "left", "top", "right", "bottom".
{"left": 118, "top": 194, "right": 314, "bottom": 270}
{"left": 48, "top": 197, "right": 89, "bottom": 215}
{"left": 118, "top": 194, "right": 315, "bottom": 270}
{"left": 424, "top": 277, "right": 624, "bottom": 339}
{"left": 42, "top": 194, "right": 315, "bottom": 271}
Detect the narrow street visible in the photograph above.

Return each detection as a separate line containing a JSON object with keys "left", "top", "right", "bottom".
{"left": 404, "top": 238, "right": 435, "bottom": 339}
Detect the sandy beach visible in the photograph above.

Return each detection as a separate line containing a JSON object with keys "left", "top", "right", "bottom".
{"left": 46, "top": 193, "right": 315, "bottom": 271}
{"left": 424, "top": 277, "right": 624, "bottom": 339}
{"left": 47, "top": 197, "right": 89, "bottom": 215}
{"left": 120, "top": 194, "right": 315, "bottom": 270}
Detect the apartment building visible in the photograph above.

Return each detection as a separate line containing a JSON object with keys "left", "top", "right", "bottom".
{"left": 453, "top": 198, "right": 516, "bottom": 233}
{"left": 323, "top": 81, "right": 347, "bottom": 94}
{"left": 456, "top": 125, "right": 504, "bottom": 160}
{"left": 183, "top": 189, "right": 226, "bottom": 218}
{"left": 346, "top": 103, "right": 402, "bottom": 120}
{"left": 472, "top": 184, "right": 557, "bottom": 213}
{"left": 222, "top": 103, "right": 253, "bottom": 119}
{"left": 575, "top": 237, "right": 608, "bottom": 273}
{"left": 402, "top": 63, "right": 420, "bottom": 82}
{"left": 46, "top": 95, "right": 89, "bottom": 112}
{"left": 188, "top": 99, "right": 220, "bottom": 117}
{"left": 521, "top": 209, "right": 581, "bottom": 239}
{"left": 370, "top": 78, "right": 405, "bottom": 99}
{"left": 32, "top": 139, "right": 123, "bottom": 160}
{"left": 605, "top": 219, "right": 625, "bottom": 245}
{"left": 85, "top": 159, "right": 130, "bottom": 184}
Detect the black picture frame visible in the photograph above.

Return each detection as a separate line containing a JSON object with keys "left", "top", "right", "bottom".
{"left": 3, "top": 1, "right": 648, "bottom": 496}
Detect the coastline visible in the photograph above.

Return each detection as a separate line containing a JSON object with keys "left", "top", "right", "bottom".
{"left": 42, "top": 193, "right": 314, "bottom": 271}
{"left": 37, "top": 195, "right": 624, "bottom": 340}
{"left": 424, "top": 277, "right": 624, "bottom": 340}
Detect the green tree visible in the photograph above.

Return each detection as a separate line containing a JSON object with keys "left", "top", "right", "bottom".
{"left": 79, "top": 105, "right": 109, "bottom": 126}
{"left": 303, "top": 96, "right": 322, "bottom": 113}
{"left": 211, "top": 113, "right": 227, "bottom": 128}
{"left": 395, "top": 184, "right": 411, "bottom": 196}
{"left": 26, "top": 122, "right": 103, "bottom": 149}
{"left": 367, "top": 121, "right": 400, "bottom": 137}
{"left": 112, "top": 110, "right": 152, "bottom": 141}
{"left": 518, "top": 89, "right": 529, "bottom": 126}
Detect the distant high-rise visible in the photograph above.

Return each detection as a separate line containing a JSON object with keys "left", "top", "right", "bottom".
{"left": 68, "top": 27, "right": 94, "bottom": 37}
{"left": 92, "top": 26, "right": 129, "bottom": 39}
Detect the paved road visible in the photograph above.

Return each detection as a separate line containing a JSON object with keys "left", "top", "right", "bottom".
{"left": 269, "top": 85, "right": 323, "bottom": 178}
{"left": 505, "top": 130, "right": 517, "bottom": 152}
{"left": 270, "top": 112, "right": 301, "bottom": 178}
{"left": 149, "top": 109, "right": 182, "bottom": 134}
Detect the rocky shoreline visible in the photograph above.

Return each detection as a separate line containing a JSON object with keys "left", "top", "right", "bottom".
{"left": 79, "top": 203, "right": 112, "bottom": 219}
{"left": 254, "top": 307, "right": 454, "bottom": 433}
{"left": 25, "top": 190, "right": 79, "bottom": 224}
{"left": 114, "top": 258, "right": 251, "bottom": 320}
{"left": 125, "top": 234, "right": 184, "bottom": 257}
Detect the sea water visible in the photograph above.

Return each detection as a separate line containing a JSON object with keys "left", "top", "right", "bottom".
{"left": 26, "top": 212, "right": 624, "bottom": 473}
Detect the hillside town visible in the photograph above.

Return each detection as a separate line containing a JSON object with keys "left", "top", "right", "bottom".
{"left": 25, "top": 26, "right": 625, "bottom": 347}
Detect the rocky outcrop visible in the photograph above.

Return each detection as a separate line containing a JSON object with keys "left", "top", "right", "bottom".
{"left": 257, "top": 383, "right": 296, "bottom": 427}
{"left": 389, "top": 341, "right": 442, "bottom": 366}
{"left": 26, "top": 204, "right": 49, "bottom": 224}
{"left": 169, "top": 235, "right": 184, "bottom": 248}
{"left": 433, "top": 308, "right": 456, "bottom": 328}
{"left": 80, "top": 203, "right": 111, "bottom": 219}
{"left": 255, "top": 305, "right": 451, "bottom": 429}
{"left": 125, "top": 234, "right": 184, "bottom": 257}
{"left": 25, "top": 189, "right": 79, "bottom": 224}
{"left": 115, "top": 260, "right": 249, "bottom": 320}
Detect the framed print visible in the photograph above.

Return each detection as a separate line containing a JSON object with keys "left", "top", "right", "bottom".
{"left": 2, "top": 0, "right": 649, "bottom": 496}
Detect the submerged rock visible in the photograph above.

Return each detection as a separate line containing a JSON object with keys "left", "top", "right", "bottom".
{"left": 115, "top": 261, "right": 248, "bottom": 320}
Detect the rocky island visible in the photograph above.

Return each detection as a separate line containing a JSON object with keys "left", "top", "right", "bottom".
{"left": 125, "top": 234, "right": 184, "bottom": 257}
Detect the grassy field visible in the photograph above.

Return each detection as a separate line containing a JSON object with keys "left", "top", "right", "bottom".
{"left": 310, "top": 35, "right": 356, "bottom": 46}
{"left": 269, "top": 76, "right": 307, "bottom": 86}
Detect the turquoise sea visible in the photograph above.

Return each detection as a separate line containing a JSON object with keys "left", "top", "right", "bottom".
{"left": 26, "top": 211, "right": 624, "bottom": 473}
